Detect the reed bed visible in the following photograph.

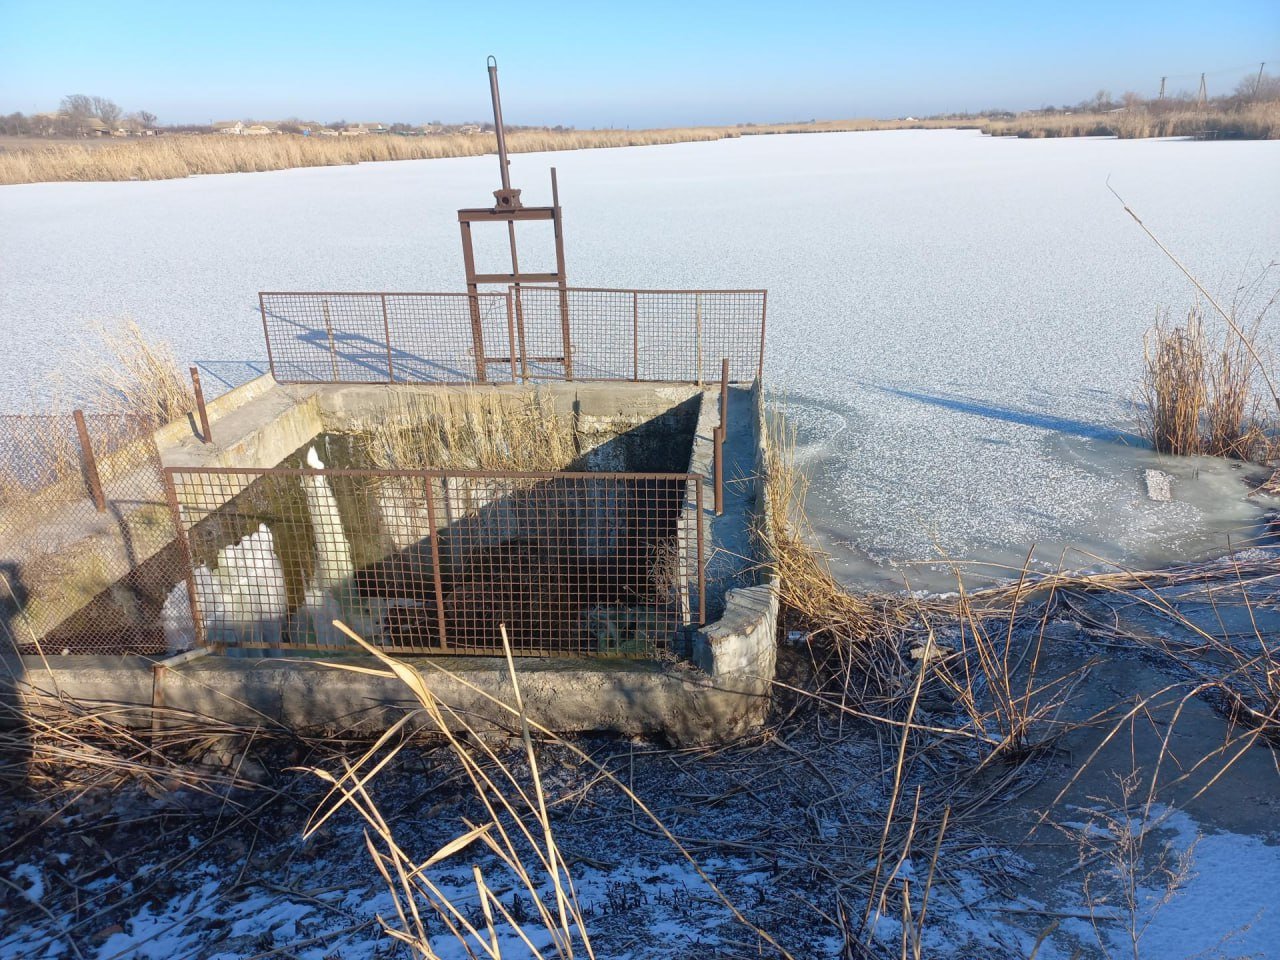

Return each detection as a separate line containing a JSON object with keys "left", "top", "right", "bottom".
{"left": 65, "top": 318, "right": 195, "bottom": 427}
{"left": 982, "top": 101, "right": 1280, "bottom": 139}
{"left": 0, "top": 118, "right": 967, "bottom": 185}
{"left": 358, "top": 389, "right": 576, "bottom": 472}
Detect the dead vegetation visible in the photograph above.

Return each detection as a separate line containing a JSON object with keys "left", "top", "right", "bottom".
{"left": 1138, "top": 297, "right": 1277, "bottom": 461}
{"left": 981, "top": 100, "right": 1280, "bottom": 140}
{"left": 0, "top": 119, "right": 968, "bottom": 185}
{"left": 359, "top": 389, "right": 576, "bottom": 472}
{"left": 0, "top": 319, "right": 191, "bottom": 514}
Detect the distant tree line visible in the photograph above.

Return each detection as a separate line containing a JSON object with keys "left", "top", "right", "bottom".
{"left": 1, "top": 94, "right": 157, "bottom": 136}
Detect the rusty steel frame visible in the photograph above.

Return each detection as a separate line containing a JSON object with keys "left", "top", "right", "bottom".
{"left": 458, "top": 58, "right": 574, "bottom": 382}
{"left": 164, "top": 465, "right": 708, "bottom": 656}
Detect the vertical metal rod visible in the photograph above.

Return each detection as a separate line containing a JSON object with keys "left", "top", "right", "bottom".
{"left": 550, "top": 168, "right": 574, "bottom": 380}
{"left": 720, "top": 356, "right": 730, "bottom": 431}
{"left": 713, "top": 426, "right": 724, "bottom": 517}
{"left": 423, "top": 475, "right": 449, "bottom": 651}
{"left": 757, "top": 290, "right": 768, "bottom": 383}
{"left": 513, "top": 287, "right": 530, "bottom": 382}
{"left": 73, "top": 409, "right": 106, "bottom": 512}
{"left": 321, "top": 298, "right": 338, "bottom": 382}
{"left": 694, "top": 292, "right": 703, "bottom": 385}
{"left": 163, "top": 468, "right": 208, "bottom": 650}
{"left": 632, "top": 290, "right": 640, "bottom": 381}
{"left": 695, "top": 475, "right": 706, "bottom": 624}
{"left": 503, "top": 290, "right": 518, "bottom": 381}
{"left": 380, "top": 294, "right": 395, "bottom": 382}
{"left": 714, "top": 356, "right": 728, "bottom": 516}
{"left": 458, "top": 220, "right": 488, "bottom": 383}
{"left": 259, "top": 292, "right": 277, "bottom": 381}
{"left": 487, "top": 56, "right": 512, "bottom": 193}
{"left": 190, "top": 367, "right": 212, "bottom": 444}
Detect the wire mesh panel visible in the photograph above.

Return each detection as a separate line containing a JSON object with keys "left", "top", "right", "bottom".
{"left": 513, "top": 287, "right": 767, "bottom": 384}
{"left": 164, "top": 466, "right": 705, "bottom": 657}
{"left": 0, "top": 414, "right": 183, "bottom": 656}
{"left": 260, "top": 292, "right": 515, "bottom": 384}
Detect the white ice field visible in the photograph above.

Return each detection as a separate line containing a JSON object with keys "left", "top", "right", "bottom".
{"left": 2, "top": 130, "right": 1278, "bottom": 590}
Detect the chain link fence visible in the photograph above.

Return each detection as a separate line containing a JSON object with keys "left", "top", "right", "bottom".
{"left": 1, "top": 413, "right": 183, "bottom": 656}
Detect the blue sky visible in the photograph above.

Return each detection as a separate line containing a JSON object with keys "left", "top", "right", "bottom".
{"left": 1, "top": 0, "right": 1276, "bottom": 126}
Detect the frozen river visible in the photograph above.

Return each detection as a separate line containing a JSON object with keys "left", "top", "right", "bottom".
{"left": 2, "top": 130, "right": 1278, "bottom": 589}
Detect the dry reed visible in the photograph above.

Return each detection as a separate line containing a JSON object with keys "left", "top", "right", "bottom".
{"left": 982, "top": 101, "right": 1280, "bottom": 140}
{"left": 65, "top": 318, "right": 195, "bottom": 427}
{"left": 358, "top": 389, "right": 576, "bottom": 472}
{"left": 0, "top": 118, "right": 972, "bottom": 185}
{"left": 1138, "top": 285, "right": 1277, "bottom": 461}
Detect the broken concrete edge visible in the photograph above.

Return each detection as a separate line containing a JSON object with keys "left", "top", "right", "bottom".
{"left": 693, "top": 383, "right": 779, "bottom": 700}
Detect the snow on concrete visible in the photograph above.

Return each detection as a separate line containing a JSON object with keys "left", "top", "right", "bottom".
{"left": 2, "top": 131, "right": 1277, "bottom": 587}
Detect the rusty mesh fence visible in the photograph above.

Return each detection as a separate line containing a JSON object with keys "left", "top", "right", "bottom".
{"left": 260, "top": 287, "right": 766, "bottom": 386}
{"left": 260, "top": 291, "right": 517, "bottom": 384}
{"left": 512, "top": 287, "right": 766, "bottom": 384}
{"left": 165, "top": 466, "right": 705, "bottom": 657}
{"left": 0, "top": 413, "right": 184, "bottom": 656}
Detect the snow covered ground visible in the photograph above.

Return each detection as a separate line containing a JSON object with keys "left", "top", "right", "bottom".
{"left": 1, "top": 130, "right": 1278, "bottom": 588}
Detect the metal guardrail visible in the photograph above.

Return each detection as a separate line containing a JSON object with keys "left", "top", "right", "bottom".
{"left": 259, "top": 287, "right": 766, "bottom": 386}
{"left": 164, "top": 466, "right": 706, "bottom": 657}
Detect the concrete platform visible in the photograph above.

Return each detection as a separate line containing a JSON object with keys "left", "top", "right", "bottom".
{"left": 4, "top": 375, "right": 778, "bottom": 745}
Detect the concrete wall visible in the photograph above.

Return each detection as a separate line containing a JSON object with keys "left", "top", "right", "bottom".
{"left": 10, "top": 378, "right": 779, "bottom": 745}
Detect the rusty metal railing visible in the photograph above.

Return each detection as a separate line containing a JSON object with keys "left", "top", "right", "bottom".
{"left": 511, "top": 287, "right": 766, "bottom": 384}
{"left": 1, "top": 413, "right": 183, "bottom": 656}
{"left": 258, "top": 287, "right": 766, "bottom": 386}
{"left": 164, "top": 466, "right": 707, "bottom": 657}
{"left": 259, "top": 291, "right": 517, "bottom": 384}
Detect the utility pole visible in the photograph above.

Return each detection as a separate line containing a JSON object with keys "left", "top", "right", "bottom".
{"left": 1196, "top": 73, "right": 1207, "bottom": 105}
{"left": 1158, "top": 76, "right": 1166, "bottom": 99}
{"left": 1254, "top": 62, "right": 1267, "bottom": 99}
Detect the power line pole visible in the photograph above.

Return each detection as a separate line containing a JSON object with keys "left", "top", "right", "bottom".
{"left": 1254, "top": 62, "right": 1267, "bottom": 99}
{"left": 1158, "top": 76, "right": 1166, "bottom": 99}
{"left": 1196, "top": 73, "right": 1207, "bottom": 105}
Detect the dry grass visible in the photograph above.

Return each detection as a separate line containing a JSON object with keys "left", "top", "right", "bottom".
{"left": 1138, "top": 286, "right": 1278, "bottom": 460}
{"left": 359, "top": 389, "right": 576, "bottom": 472}
{"left": 309, "top": 622, "right": 791, "bottom": 959}
{"left": 1, "top": 318, "right": 190, "bottom": 521}
{"left": 759, "top": 410, "right": 911, "bottom": 692}
{"left": 982, "top": 101, "right": 1280, "bottom": 139}
{"left": 64, "top": 318, "right": 195, "bottom": 427}
{"left": 0, "top": 119, "right": 971, "bottom": 185}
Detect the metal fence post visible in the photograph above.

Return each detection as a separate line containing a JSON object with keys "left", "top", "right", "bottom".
{"left": 695, "top": 475, "right": 706, "bottom": 625}
{"left": 713, "top": 426, "right": 724, "bottom": 516}
{"left": 163, "top": 467, "right": 209, "bottom": 651}
{"left": 422, "top": 474, "right": 449, "bottom": 651}
{"left": 632, "top": 290, "right": 640, "bottom": 381}
{"left": 321, "top": 298, "right": 339, "bottom": 382}
{"left": 258, "top": 292, "right": 277, "bottom": 381}
{"left": 190, "top": 367, "right": 212, "bottom": 444}
{"left": 380, "top": 294, "right": 395, "bottom": 382}
{"left": 694, "top": 292, "right": 703, "bottom": 385}
{"left": 757, "top": 289, "right": 768, "bottom": 383}
{"left": 73, "top": 409, "right": 106, "bottom": 512}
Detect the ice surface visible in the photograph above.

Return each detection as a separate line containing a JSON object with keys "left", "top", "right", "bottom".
{"left": 2, "top": 131, "right": 1277, "bottom": 588}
